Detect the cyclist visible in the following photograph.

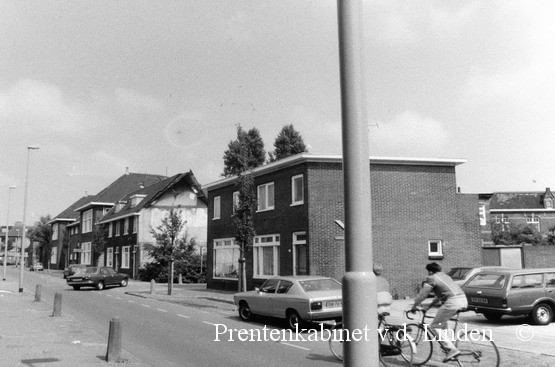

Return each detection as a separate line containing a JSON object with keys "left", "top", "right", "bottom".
{"left": 410, "top": 262, "right": 468, "bottom": 362}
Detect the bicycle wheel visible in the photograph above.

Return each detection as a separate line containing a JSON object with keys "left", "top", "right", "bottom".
{"left": 405, "top": 323, "right": 433, "bottom": 365}
{"left": 329, "top": 323, "right": 344, "bottom": 361}
{"left": 379, "top": 329, "right": 414, "bottom": 366}
{"left": 455, "top": 330, "right": 499, "bottom": 367}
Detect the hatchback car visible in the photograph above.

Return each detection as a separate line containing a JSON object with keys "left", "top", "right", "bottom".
{"left": 234, "top": 276, "right": 342, "bottom": 329}
{"left": 66, "top": 266, "right": 129, "bottom": 290}
{"left": 63, "top": 264, "right": 87, "bottom": 279}
{"left": 462, "top": 268, "right": 555, "bottom": 325}
{"left": 30, "top": 262, "right": 44, "bottom": 271}
{"left": 447, "top": 266, "right": 513, "bottom": 285}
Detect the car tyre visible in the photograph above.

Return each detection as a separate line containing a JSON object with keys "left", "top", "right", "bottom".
{"left": 120, "top": 279, "right": 128, "bottom": 287}
{"left": 96, "top": 281, "right": 105, "bottom": 291}
{"left": 530, "top": 303, "right": 553, "bottom": 325}
{"left": 239, "top": 302, "right": 254, "bottom": 321}
{"left": 286, "top": 310, "right": 303, "bottom": 330}
{"left": 483, "top": 312, "right": 503, "bottom": 321}
{"left": 73, "top": 286, "right": 80, "bottom": 290}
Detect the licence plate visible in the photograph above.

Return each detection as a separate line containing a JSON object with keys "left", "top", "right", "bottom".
{"left": 326, "top": 301, "right": 342, "bottom": 308}
{"left": 470, "top": 297, "right": 488, "bottom": 304}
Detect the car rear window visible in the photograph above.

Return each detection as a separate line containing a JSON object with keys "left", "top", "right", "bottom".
{"left": 299, "top": 279, "right": 341, "bottom": 292}
{"left": 465, "top": 273, "right": 506, "bottom": 289}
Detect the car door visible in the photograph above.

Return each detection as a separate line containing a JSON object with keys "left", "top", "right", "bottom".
{"left": 506, "top": 273, "right": 545, "bottom": 314}
{"left": 249, "top": 279, "right": 279, "bottom": 316}
{"left": 100, "top": 267, "right": 114, "bottom": 285}
{"left": 270, "top": 280, "right": 295, "bottom": 317}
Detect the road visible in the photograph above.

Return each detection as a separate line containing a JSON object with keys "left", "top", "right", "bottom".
{"left": 21, "top": 269, "right": 342, "bottom": 367}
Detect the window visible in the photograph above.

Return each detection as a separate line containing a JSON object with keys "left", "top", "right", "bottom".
{"left": 253, "top": 234, "right": 280, "bottom": 277}
{"left": 479, "top": 204, "right": 486, "bottom": 226}
{"left": 213, "top": 196, "right": 221, "bottom": 219}
{"left": 526, "top": 215, "right": 539, "bottom": 223}
{"left": 124, "top": 218, "right": 129, "bottom": 235}
{"left": 291, "top": 175, "right": 304, "bottom": 205}
{"left": 115, "top": 221, "right": 120, "bottom": 236}
{"left": 428, "top": 240, "right": 443, "bottom": 259}
{"left": 502, "top": 215, "right": 510, "bottom": 223}
{"left": 50, "top": 247, "right": 57, "bottom": 264}
{"left": 132, "top": 217, "right": 137, "bottom": 234}
{"left": 213, "top": 238, "right": 239, "bottom": 278}
{"left": 546, "top": 273, "right": 555, "bottom": 287}
{"left": 257, "top": 182, "right": 274, "bottom": 211}
{"left": 293, "top": 232, "right": 308, "bottom": 276}
{"left": 82, "top": 210, "right": 93, "bottom": 233}
{"left": 545, "top": 199, "right": 553, "bottom": 209}
{"left": 81, "top": 242, "right": 92, "bottom": 265}
{"left": 107, "top": 247, "right": 113, "bottom": 268}
{"left": 52, "top": 224, "right": 58, "bottom": 241}
{"left": 122, "top": 246, "right": 130, "bottom": 269}
{"left": 130, "top": 194, "right": 146, "bottom": 207}
{"left": 511, "top": 274, "right": 543, "bottom": 289}
{"left": 232, "top": 191, "right": 239, "bottom": 214}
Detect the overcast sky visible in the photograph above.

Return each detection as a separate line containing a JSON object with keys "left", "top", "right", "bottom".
{"left": 2, "top": 0, "right": 555, "bottom": 225}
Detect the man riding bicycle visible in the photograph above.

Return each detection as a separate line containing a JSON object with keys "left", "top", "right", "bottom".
{"left": 410, "top": 262, "right": 468, "bottom": 362}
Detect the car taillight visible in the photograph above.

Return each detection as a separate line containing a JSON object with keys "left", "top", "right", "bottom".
{"left": 311, "top": 301, "right": 323, "bottom": 311}
{"left": 502, "top": 297, "right": 507, "bottom": 308}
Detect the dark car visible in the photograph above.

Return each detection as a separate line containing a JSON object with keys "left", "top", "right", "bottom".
{"left": 66, "top": 266, "right": 129, "bottom": 290}
{"left": 63, "top": 264, "right": 87, "bottom": 279}
{"left": 462, "top": 267, "right": 555, "bottom": 325}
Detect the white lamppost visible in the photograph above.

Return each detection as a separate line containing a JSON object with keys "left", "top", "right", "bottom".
{"left": 2, "top": 185, "right": 17, "bottom": 281}
{"left": 19, "top": 145, "right": 39, "bottom": 293}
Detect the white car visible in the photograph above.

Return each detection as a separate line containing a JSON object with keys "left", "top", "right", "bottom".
{"left": 447, "top": 266, "right": 513, "bottom": 286}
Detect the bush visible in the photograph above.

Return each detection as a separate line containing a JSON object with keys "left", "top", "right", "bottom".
{"left": 138, "top": 257, "right": 206, "bottom": 283}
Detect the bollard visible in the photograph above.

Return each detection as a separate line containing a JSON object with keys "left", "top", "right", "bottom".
{"left": 52, "top": 292, "right": 62, "bottom": 317}
{"left": 150, "top": 279, "right": 155, "bottom": 294}
{"left": 178, "top": 274, "right": 182, "bottom": 285}
{"left": 105, "top": 317, "right": 122, "bottom": 362}
{"left": 34, "top": 284, "right": 42, "bottom": 302}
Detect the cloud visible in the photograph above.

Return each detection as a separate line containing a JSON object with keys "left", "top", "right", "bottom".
{"left": 368, "top": 111, "right": 449, "bottom": 157}
{"left": 115, "top": 88, "right": 164, "bottom": 113}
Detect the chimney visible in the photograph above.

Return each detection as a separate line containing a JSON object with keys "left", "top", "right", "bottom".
{"left": 125, "top": 167, "right": 130, "bottom": 175}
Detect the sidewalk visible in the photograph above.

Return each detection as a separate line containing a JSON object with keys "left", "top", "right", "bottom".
{"left": 0, "top": 277, "right": 147, "bottom": 367}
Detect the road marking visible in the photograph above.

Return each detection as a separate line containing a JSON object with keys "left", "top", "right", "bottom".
{"left": 141, "top": 304, "right": 151, "bottom": 308}
{"left": 128, "top": 300, "right": 135, "bottom": 303}
{"left": 177, "top": 314, "right": 190, "bottom": 319}
{"left": 280, "top": 342, "right": 310, "bottom": 351}
{"left": 202, "top": 321, "right": 219, "bottom": 326}
{"left": 106, "top": 294, "right": 113, "bottom": 297}
{"left": 157, "top": 308, "right": 167, "bottom": 313}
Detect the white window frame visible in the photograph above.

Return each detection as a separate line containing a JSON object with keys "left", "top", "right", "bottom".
{"left": 50, "top": 246, "right": 57, "bottom": 264}
{"left": 52, "top": 223, "right": 58, "bottom": 241}
{"left": 546, "top": 199, "right": 553, "bottom": 209}
{"left": 213, "top": 196, "right": 221, "bottom": 220}
{"left": 107, "top": 247, "right": 114, "bottom": 268}
{"left": 253, "top": 234, "right": 280, "bottom": 278}
{"left": 81, "top": 242, "right": 92, "bottom": 265}
{"left": 122, "top": 246, "right": 130, "bottom": 269}
{"left": 526, "top": 215, "right": 540, "bottom": 224}
{"left": 213, "top": 238, "right": 239, "bottom": 279}
{"left": 479, "top": 204, "right": 486, "bottom": 226}
{"left": 82, "top": 209, "right": 93, "bottom": 233}
{"left": 428, "top": 240, "right": 443, "bottom": 258}
{"left": 292, "top": 231, "right": 307, "bottom": 276}
{"left": 132, "top": 217, "right": 137, "bottom": 234}
{"left": 257, "top": 182, "right": 275, "bottom": 212}
{"left": 108, "top": 223, "right": 113, "bottom": 238}
{"left": 115, "top": 221, "right": 120, "bottom": 236}
{"left": 124, "top": 218, "right": 129, "bottom": 235}
{"left": 232, "top": 191, "right": 239, "bottom": 215}
{"left": 291, "top": 174, "right": 304, "bottom": 206}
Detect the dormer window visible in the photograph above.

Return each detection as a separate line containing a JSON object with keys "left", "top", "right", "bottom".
{"left": 130, "top": 194, "right": 146, "bottom": 208}
{"left": 545, "top": 198, "right": 553, "bottom": 209}
{"left": 115, "top": 201, "right": 127, "bottom": 213}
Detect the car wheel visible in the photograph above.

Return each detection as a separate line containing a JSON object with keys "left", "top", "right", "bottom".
{"left": 286, "top": 310, "right": 303, "bottom": 329}
{"left": 238, "top": 302, "right": 254, "bottom": 321}
{"left": 530, "top": 303, "right": 553, "bottom": 325}
{"left": 96, "top": 281, "right": 105, "bottom": 291}
{"left": 73, "top": 286, "right": 80, "bottom": 290}
{"left": 120, "top": 279, "right": 128, "bottom": 287}
{"left": 483, "top": 312, "right": 503, "bottom": 321}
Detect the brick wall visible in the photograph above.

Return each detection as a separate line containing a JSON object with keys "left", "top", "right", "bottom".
{"left": 523, "top": 245, "right": 555, "bottom": 268}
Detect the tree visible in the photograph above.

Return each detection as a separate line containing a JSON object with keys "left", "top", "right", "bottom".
{"left": 491, "top": 221, "right": 545, "bottom": 246}
{"left": 232, "top": 172, "right": 257, "bottom": 292}
{"left": 92, "top": 226, "right": 107, "bottom": 265}
{"left": 268, "top": 124, "right": 308, "bottom": 162}
{"left": 547, "top": 226, "right": 555, "bottom": 245}
{"left": 222, "top": 125, "right": 266, "bottom": 177}
{"left": 28, "top": 215, "right": 52, "bottom": 267}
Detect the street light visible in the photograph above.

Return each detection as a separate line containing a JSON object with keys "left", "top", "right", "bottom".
{"left": 2, "top": 185, "right": 17, "bottom": 281}
{"left": 19, "top": 145, "right": 39, "bottom": 293}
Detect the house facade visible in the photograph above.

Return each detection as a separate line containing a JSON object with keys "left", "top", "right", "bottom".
{"left": 204, "top": 154, "right": 482, "bottom": 298}
{"left": 98, "top": 171, "right": 208, "bottom": 278}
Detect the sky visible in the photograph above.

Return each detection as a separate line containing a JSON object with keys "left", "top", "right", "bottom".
{"left": 1, "top": 0, "right": 555, "bottom": 226}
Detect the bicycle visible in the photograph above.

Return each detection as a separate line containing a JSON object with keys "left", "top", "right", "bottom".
{"left": 329, "top": 312, "right": 415, "bottom": 366}
{"left": 404, "top": 307, "right": 499, "bottom": 366}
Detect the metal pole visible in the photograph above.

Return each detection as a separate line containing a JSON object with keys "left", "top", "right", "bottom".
{"left": 19, "top": 146, "right": 39, "bottom": 292}
{"left": 3, "top": 186, "right": 16, "bottom": 281}
{"left": 337, "top": 1, "right": 378, "bottom": 366}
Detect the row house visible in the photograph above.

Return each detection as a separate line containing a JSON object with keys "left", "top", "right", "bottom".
{"left": 97, "top": 171, "right": 207, "bottom": 278}
{"left": 204, "top": 153, "right": 481, "bottom": 298}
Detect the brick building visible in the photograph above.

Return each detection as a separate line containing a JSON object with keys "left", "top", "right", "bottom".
{"left": 204, "top": 153, "right": 481, "bottom": 298}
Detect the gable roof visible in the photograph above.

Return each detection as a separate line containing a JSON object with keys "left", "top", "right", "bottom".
{"left": 74, "top": 172, "right": 167, "bottom": 212}
{"left": 489, "top": 188, "right": 554, "bottom": 211}
{"left": 98, "top": 171, "right": 206, "bottom": 224}
{"left": 48, "top": 195, "right": 93, "bottom": 224}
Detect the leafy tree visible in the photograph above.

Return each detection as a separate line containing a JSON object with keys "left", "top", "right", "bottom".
{"left": 92, "top": 226, "right": 107, "bottom": 265}
{"left": 222, "top": 125, "right": 266, "bottom": 177}
{"left": 268, "top": 124, "right": 308, "bottom": 162}
{"left": 28, "top": 215, "right": 52, "bottom": 266}
{"left": 547, "top": 225, "right": 555, "bottom": 245}
{"left": 491, "top": 221, "right": 545, "bottom": 246}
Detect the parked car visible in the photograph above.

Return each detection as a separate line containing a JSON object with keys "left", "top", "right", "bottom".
{"left": 462, "top": 267, "right": 555, "bottom": 325}
{"left": 66, "top": 266, "right": 129, "bottom": 290}
{"left": 30, "top": 262, "right": 44, "bottom": 271}
{"left": 447, "top": 266, "right": 513, "bottom": 285}
{"left": 233, "top": 275, "right": 342, "bottom": 329}
{"left": 63, "top": 264, "right": 87, "bottom": 279}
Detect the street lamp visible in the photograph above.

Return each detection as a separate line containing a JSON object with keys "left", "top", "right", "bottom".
{"left": 2, "top": 185, "right": 17, "bottom": 281}
{"left": 19, "top": 145, "right": 39, "bottom": 293}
